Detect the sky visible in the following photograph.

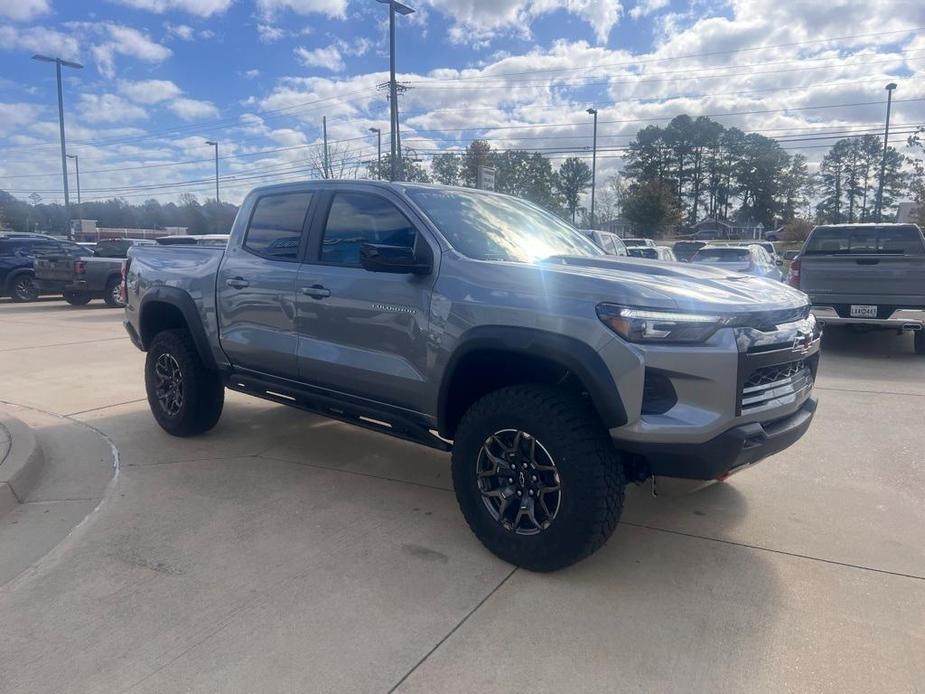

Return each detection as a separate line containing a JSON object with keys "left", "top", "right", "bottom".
{"left": 0, "top": 0, "right": 924, "bottom": 208}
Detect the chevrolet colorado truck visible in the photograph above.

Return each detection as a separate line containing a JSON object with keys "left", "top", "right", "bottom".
{"left": 124, "top": 181, "right": 820, "bottom": 571}
{"left": 789, "top": 223, "right": 925, "bottom": 354}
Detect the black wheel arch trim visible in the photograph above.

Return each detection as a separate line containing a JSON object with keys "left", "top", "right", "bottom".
{"left": 437, "top": 326, "right": 628, "bottom": 435}
{"left": 138, "top": 287, "right": 219, "bottom": 371}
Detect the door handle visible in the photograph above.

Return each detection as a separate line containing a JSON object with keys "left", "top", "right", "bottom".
{"left": 301, "top": 284, "right": 331, "bottom": 299}
{"left": 226, "top": 277, "right": 250, "bottom": 289}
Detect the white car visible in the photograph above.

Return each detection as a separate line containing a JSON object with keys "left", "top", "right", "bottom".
{"left": 690, "top": 245, "right": 783, "bottom": 281}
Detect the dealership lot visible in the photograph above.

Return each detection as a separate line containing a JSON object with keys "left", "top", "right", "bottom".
{"left": 0, "top": 299, "right": 923, "bottom": 693}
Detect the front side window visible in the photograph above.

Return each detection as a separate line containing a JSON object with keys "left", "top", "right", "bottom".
{"left": 245, "top": 192, "right": 313, "bottom": 260}
{"left": 408, "top": 188, "right": 600, "bottom": 263}
{"left": 320, "top": 193, "right": 415, "bottom": 266}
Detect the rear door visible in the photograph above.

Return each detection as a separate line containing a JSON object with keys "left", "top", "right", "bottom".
{"left": 294, "top": 187, "right": 437, "bottom": 413}
{"left": 217, "top": 190, "right": 315, "bottom": 380}
{"left": 800, "top": 225, "right": 925, "bottom": 304}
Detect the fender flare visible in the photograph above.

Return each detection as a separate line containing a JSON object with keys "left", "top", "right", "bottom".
{"left": 437, "top": 326, "right": 627, "bottom": 433}
{"left": 4, "top": 267, "right": 34, "bottom": 294}
{"left": 138, "top": 286, "right": 218, "bottom": 371}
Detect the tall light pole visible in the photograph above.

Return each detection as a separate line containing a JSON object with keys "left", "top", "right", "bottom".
{"left": 377, "top": 0, "right": 414, "bottom": 181}
{"left": 587, "top": 108, "right": 598, "bottom": 229}
{"left": 874, "top": 82, "right": 897, "bottom": 222}
{"left": 32, "top": 54, "right": 83, "bottom": 231}
{"left": 369, "top": 127, "right": 382, "bottom": 179}
{"left": 66, "top": 154, "right": 80, "bottom": 211}
{"left": 205, "top": 140, "right": 219, "bottom": 203}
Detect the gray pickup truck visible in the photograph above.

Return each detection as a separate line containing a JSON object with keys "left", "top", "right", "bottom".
{"left": 789, "top": 223, "right": 925, "bottom": 354}
{"left": 124, "top": 181, "right": 820, "bottom": 570}
{"left": 34, "top": 238, "right": 156, "bottom": 307}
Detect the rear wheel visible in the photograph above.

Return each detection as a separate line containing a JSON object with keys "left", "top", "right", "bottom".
{"left": 145, "top": 329, "right": 224, "bottom": 436}
{"left": 9, "top": 272, "right": 38, "bottom": 303}
{"left": 103, "top": 276, "right": 124, "bottom": 308}
{"left": 915, "top": 330, "right": 925, "bottom": 355}
{"left": 451, "top": 385, "right": 625, "bottom": 572}
{"left": 63, "top": 291, "right": 92, "bottom": 306}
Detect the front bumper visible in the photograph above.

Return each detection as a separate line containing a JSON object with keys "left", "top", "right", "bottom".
{"left": 812, "top": 305, "right": 925, "bottom": 330}
{"left": 617, "top": 396, "right": 817, "bottom": 480}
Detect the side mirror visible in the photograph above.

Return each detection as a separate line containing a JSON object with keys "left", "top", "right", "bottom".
{"left": 360, "top": 242, "right": 431, "bottom": 275}
{"left": 776, "top": 258, "right": 784, "bottom": 266}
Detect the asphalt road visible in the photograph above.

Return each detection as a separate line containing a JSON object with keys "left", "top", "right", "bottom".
{"left": 0, "top": 297, "right": 923, "bottom": 693}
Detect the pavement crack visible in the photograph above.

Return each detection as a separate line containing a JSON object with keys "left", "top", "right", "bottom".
{"left": 622, "top": 521, "right": 925, "bottom": 581}
{"left": 387, "top": 567, "right": 518, "bottom": 692}
{"left": 0, "top": 336, "right": 126, "bottom": 353}
{"left": 814, "top": 385, "right": 925, "bottom": 398}
{"left": 66, "top": 398, "right": 147, "bottom": 416}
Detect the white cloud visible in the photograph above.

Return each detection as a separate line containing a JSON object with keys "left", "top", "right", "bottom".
{"left": 168, "top": 97, "right": 220, "bottom": 120}
{"left": 629, "top": 0, "right": 668, "bottom": 20}
{"left": 294, "top": 44, "right": 345, "bottom": 72}
{"left": 241, "top": 68, "right": 261, "bottom": 79}
{"left": 0, "top": 102, "right": 41, "bottom": 136}
{"left": 257, "top": 23, "right": 287, "bottom": 42}
{"left": 256, "top": 0, "right": 348, "bottom": 19}
{"left": 0, "top": 0, "right": 49, "bottom": 21}
{"left": 85, "top": 23, "right": 172, "bottom": 78}
{"left": 119, "top": 79, "right": 183, "bottom": 104}
{"left": 165, "top": 22, "right": 195, "bottom": 40}
{"left": 0, "top": 25, "right": 81, "bottom": 61}
{"left": 79, "top": 93, "right": 149, "bottom": 123}
{"left": 108, "top": 0, "right": 232, "bottom": 16}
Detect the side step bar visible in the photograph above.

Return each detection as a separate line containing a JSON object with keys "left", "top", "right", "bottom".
{"left": 225, "top": 373, "right": 452, "bottom": 452}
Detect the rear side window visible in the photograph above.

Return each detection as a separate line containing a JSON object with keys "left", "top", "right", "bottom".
{"left": 245, "top": 192, "right": 313, "bottom": 260}
{"left": 693, "top": 248, "right": 750, "bottom": 261}
{"left": 320, "top": 192, "right": 415, "bottom": 266}
{"left": 804, "top": 226, "right": 925, "bottom": 255}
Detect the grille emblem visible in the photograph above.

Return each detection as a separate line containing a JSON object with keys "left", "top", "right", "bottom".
{"left": 792, "top": 331, "right": 813, "bottom": 355}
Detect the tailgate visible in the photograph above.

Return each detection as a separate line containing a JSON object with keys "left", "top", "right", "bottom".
{"left": 33, "top": 255, "right": 77, "bottom": 281}
{"left": 801, "top": 255, "right": 925, "bottom": 305}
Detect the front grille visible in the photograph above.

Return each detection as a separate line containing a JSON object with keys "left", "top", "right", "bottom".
{"left": 741, "top": 359, "right": 813, "bottom": 413}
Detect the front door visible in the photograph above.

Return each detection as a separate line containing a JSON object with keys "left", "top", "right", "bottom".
{"left": 295, "top": 189, "right": 437, "bottom": 413}
{"left": 217, "top": 190, "right": 313, "bottom": 380}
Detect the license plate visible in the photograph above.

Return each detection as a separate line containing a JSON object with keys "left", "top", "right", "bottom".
{"left": 850, "top": 304, "right": 878, "bottom": 318}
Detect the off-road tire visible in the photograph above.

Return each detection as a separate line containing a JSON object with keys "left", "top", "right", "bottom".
{"left": 915, "top": 330, "right": 925, "bottom": 355}
{"left": 9, "top": 271, "right": 38, "bottom": 303}
{"left": 63, "top": 291, "right": 92, "bottom": 306}
{"left": 103, "top": 276, "right": 124, "bottom": 308}
{"left": 145, "top": 329, "right": 224, "bottom": 437}
{"left": 452, "top": 385, "right": 625, "bottom": 572}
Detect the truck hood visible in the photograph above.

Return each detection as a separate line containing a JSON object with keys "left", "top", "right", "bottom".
{"left": 541, "top": 255, "right": 807, "bottom": 313}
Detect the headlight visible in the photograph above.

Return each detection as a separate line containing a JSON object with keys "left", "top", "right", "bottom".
{"left": 596, "top": 304, "right": 727, "bottom": 344}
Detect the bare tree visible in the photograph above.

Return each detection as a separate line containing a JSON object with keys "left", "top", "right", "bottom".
{"left": 305, "top": 142, "right": 363, "bottom": 180}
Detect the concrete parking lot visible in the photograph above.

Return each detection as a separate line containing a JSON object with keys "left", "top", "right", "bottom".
{"left": 0, "top": 298, "right": 923, "bottom": 693}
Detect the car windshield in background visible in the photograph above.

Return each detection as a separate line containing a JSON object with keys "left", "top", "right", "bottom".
{"left": 693, "top": 248, "right": 750, "bottom": 261}
{"left": 408, "top": 188, "right": 601, "bottom": 262}
{"left": 627, "top": 247, "right": 658, "bottom": 259}
{"left": 804, "top": 226, "right": 925, "bottom": 255}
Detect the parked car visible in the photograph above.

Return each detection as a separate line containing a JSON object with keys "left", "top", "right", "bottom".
{"left": 627, "top": 246, "right": 658, "bottom": 259}
{"left": 1, "top": 236, "right": 92, "bottom": 302}
{"left": 156, "top": 234, "right": 230, "bottom": 247}
{"left": 783, "top": 250, "right": 800, "bottom": 261}
{"left": 33, "top": 237, "right": 155, "bottom": 307}
{"left": 749, "top": 241, "right": 783, "bottom": 266}
{"left": 690, "top": 245, "right": 783, "bottom": 281}
{"left": 125, "top": 181, "right": 819, "bottom": 571}
{"left": 673, "top": 240, "right": 707, "bottom": 262}
{"left": 622, "top": 238, "right": 657, "bottom": 248}
{"left": 655, "top": 246, "right": 676, "bottom": 262}
{"left": 789, "top": 223, "right": 925, "bottom": 353}
{"left": 578, "top": 229, "right": 627, "bottom": 256}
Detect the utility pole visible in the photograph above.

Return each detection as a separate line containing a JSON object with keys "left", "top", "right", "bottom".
{"left": 369, "top": 127, "right": 382, "bottom": 179}
{"left": 587, "top": 107, "right": 598, "bottom": 229}
{"left": 377, "top": 0, "right": 414, "bottom": 181}
{"left": 874, "top": 82, "right": 898, "bottom": 222}
{"left": 32, "top": 54, "right": 83, "bottom": 234}
{"left": 205, "top": 140, "right": 220, "bottom": 203}
{"left": 322, "top": 116, "right": 330, "bottom": 179}
{"left": 66, "top": 154, "right": 80, "bottom": 211}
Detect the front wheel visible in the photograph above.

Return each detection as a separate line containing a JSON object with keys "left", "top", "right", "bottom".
{"left": 452, "top": 385, "right": 625, "bottom": 572}
{"left": 145, "top": 329, "right": 224, "bottom": 436}
{"left": 63, "top": 291, "right": 92, "bottom": 306}
{"left": 9, "top": 273, "right": 38, "bottom": 303}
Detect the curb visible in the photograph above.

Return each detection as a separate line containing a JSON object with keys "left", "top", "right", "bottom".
{"left": 0, "top": 411, "right": 45, "bottom": 517}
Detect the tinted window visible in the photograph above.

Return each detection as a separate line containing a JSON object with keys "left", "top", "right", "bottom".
{"left": 245, "top": 193, "right": 312, "bottom": 260}
{"left": 804, "top": 226, "right": 925, "bottom": 255}
{"left": 693, "top": 248, "right": 750, "bottom": 262}
{"left": 321, "top": 193, "right": 415, "bottom": 266}
{"left": 0, "top": 239, "right": 59, "bottom": 256}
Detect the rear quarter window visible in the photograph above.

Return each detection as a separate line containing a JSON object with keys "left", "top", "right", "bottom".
{"left": 244, "top": 192, "right": 313, "bottom": 261}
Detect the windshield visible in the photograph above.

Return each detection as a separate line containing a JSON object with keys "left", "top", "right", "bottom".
{"left": 804, "top": 226, "right": 925, "bottom": 255}
{"left": 693, "top": 248, "right": 750, "bottom": 262}
{"left": 407, "top": 188, "right": 601, "bottom": 262}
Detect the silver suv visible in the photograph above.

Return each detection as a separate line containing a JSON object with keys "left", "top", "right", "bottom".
{"left": 124, "top": 182, "right": 819, "bottom": 571}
